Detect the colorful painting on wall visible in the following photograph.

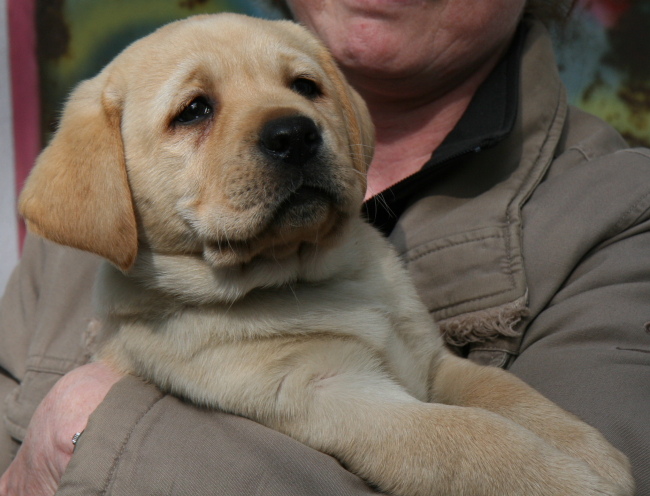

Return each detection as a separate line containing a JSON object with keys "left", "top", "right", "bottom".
{"left": 554, "top": 0, "right": 650, "bottom": 147}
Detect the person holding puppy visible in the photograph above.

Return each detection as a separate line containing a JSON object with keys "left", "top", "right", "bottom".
{"left": 1, "top": 0, "right": 648, "bottom": 494}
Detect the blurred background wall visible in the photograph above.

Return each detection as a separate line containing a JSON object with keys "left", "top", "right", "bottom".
{"left": 1, "top": 0, "right": 649, "bottom": 293}
{"left": 0, "top": 0, "right": 17, "bottom": 295}
{"left": 557, "top": 0, "right": 650, "bottom": 148}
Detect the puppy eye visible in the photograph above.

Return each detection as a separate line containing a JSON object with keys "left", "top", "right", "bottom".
{"left": 291, "top": 78, "right": 321, "bottom": 99}
{"left": 175, "top": 97, "right": 213, "bottom": 124}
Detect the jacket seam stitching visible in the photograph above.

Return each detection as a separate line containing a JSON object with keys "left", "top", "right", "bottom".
{"left": 431, "top": 286, "right": 519, "bottom": 314}
{"left": 612, "top": 190, "right": 650, "bottom": 234}
{"left": 503, "top": 78, "right": 565, "bottom": 304}
{"left": 25, "top": 356, "right": 88, "bottom": 374}
{"left": 468, "top": 347, "right": 518, "bottom": 354}
{"left": 504, "top": 209, "right": 517, "bottom": 294}
{"left": 24, "top": 366, "right": 75, "bottom": 376}
{"left": 567, "top": 144, "right": 591, "bottom": 162}
{"left": 101, "top": 394, "right": 162, "bottom": 495}
{"left": 26, "top": 355, "right": 84, "bottom": 364}
{"left": 3, "top": 414, "right": 27, "bottom": 442}
{"left": 616, "top": 347, "right": 650, "bottom": 354}
{"left": 509, "top": 81, "right": 563, "bottom": 208}
{"left": 405, "top": 234, "right": 503, "bottom": 263}
{"left": 623, "top": 149, "right": 650, "bottom": 160}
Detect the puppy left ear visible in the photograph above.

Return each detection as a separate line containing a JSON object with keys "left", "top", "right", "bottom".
{"left": 19, "top": 71, "right": 138, "bottom": 272}
{"left": 318, "top": 52, "right": 375, "bottom": 174}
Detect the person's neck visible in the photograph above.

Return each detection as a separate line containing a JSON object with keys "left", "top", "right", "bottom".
{"left": 346, "top": 53, "right": 505, "bottom": 200}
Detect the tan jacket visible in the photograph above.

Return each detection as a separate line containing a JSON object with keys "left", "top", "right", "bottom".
{"left": 1, "top": 20, "right": 649, "bottom": 495}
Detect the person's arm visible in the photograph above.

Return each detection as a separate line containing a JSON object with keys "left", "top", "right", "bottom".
{"left": 510, "top": 148, "right": 650, "bottom": 494}
{"left": 0, "top": 363, "right": 120, "bottom": 495}
{"left": 52, "top": 374, "right": 381, "bottom": 496}
{"left": 0, "top": 234, "right": 103, "bottom": 450}
{"left": 0, "top": 233, "right": 103, "bottom": 481}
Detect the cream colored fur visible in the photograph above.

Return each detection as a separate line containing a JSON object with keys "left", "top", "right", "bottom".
{"left": 19, "top": 14, "right": 634, "bottom": 496}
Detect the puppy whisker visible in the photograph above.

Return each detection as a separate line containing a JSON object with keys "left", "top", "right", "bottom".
{"left": 287, "top": 282, "right": 301, "bottom": 310}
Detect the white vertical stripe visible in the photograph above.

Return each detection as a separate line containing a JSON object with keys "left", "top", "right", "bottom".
{"left": 0, "top": 0, "right": 18, "bottom": 294}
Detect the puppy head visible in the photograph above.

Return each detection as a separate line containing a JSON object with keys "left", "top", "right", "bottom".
{"left": 19, "top": 14, "right": 374, "bottom": 272}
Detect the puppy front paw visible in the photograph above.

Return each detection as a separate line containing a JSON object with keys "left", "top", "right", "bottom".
{"left": 568, "top": 433, "right": 634, "bottom": 495}
{"left": 520, "top": 446, "right": 632, "bottom": 496}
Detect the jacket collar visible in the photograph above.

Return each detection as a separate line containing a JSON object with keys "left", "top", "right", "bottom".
{"left": 363, "top": 23, "right": 525, "bottom": 236}
{"left": 381, "top": 20, "right": 568, "bottom": 349}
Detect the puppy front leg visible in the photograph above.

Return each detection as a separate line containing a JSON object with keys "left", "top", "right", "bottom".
{"left": 267, "top": 343, "right": 624, "bottom": 496}
{"left": 429, "top": 352, "right": 634, "bottom": 494}
{"left": 104, "top": 333, "right": 627, "bottom": 496}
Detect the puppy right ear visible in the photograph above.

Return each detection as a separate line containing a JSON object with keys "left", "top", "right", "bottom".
{"left": 19, "top": 71, "right": 138, "bottom": 272}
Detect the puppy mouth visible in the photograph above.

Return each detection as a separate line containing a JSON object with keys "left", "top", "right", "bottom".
{"left": 202, "top": 183, "right": 341, "bottom": 267}
{"left": 271, "top": 185, "right": 334, "bottom": 229}
{"left": 205, "top": 185, "right": 335, "bottom": 249}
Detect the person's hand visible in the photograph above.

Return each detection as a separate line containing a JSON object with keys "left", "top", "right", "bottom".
{"left": 0, "top": 362, "right": 122, "bottom": 496}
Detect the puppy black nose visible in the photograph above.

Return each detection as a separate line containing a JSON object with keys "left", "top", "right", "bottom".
{"left": 258, "top": 116, "right": 322, "bottom": 167}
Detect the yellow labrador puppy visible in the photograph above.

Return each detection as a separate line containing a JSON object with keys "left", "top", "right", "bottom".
{"left": 19, "top": 14, "right": 633, "bottom": 496}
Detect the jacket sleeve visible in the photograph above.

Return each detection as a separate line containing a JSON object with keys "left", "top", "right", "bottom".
{"left": 56, "top": 375, "right": 380, "bottom": 496}
{"left": 510, "top": 148, "right": 650, "bottom": 495}
{"left": 0, "top": 234, "right": 101, "bottom": 454}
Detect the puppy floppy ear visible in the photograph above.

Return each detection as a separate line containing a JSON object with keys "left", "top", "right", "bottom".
{"left": 318, "top": 52, "right": 375, "bottom": 174}
{"left": 342, "top": 85, "right": 375, "bottom": 172}
{"left": 19, "top": 71, "right": 138, "bottom": 272}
